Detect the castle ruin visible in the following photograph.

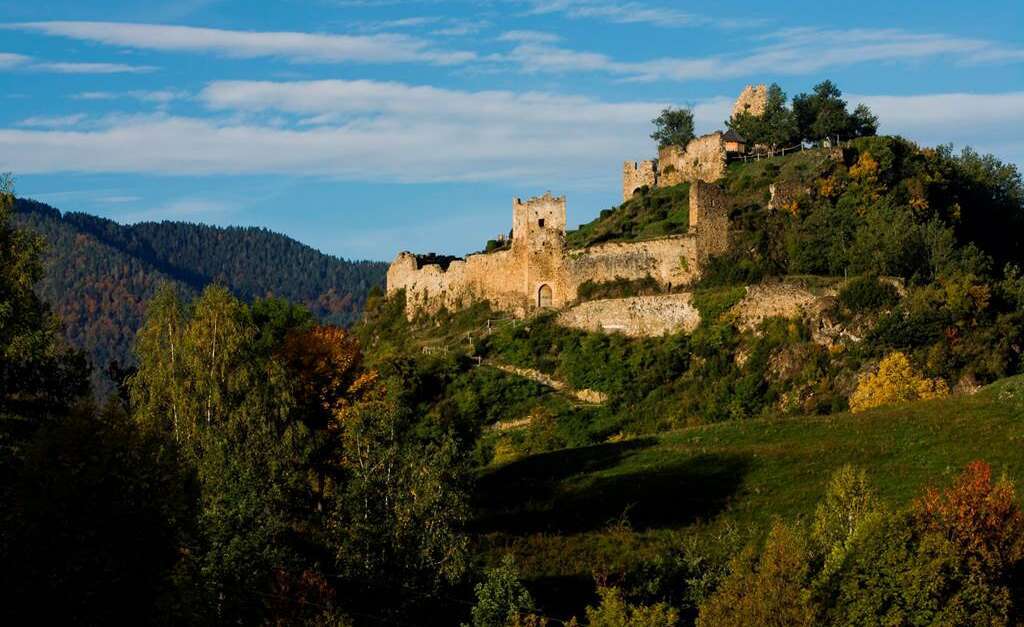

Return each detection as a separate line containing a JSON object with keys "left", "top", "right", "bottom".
{"left": 387, "top": 86, "right": 767, "bottom": 320}
{"left": 622, "top": 85, "right": 766, "bottom": 201}
{"left": 387, "top": 183, "right": 728, "bottom": 318}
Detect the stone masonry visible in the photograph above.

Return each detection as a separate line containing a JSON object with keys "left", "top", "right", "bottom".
{"left": 387, "top": 184, "right": 730, "bottom": 319}
{"left": 622, "top": 85, "right": 767, "bottom": 201}
{"left": 732, "top": 84, "right": 768, "bottom": 118}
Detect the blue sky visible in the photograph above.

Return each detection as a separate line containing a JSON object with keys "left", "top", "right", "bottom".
{"left": 1, "top": 1, "right": 1022, "bottom": 261}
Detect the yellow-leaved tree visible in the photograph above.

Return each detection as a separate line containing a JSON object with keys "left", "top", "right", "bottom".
{"left": 849, "top": 352, "right": 949, "bottom": 413}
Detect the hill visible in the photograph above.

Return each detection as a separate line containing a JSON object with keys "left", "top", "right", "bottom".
{"left": 13, "top": 198, "right": 387, "bottom": 392}
{"left": 473, "top": 375, "right": 1024, "bottom": 619}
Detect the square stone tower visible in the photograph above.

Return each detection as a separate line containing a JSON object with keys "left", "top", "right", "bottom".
{"left": 512, "top": 193, "right": 567, "bottom": 309}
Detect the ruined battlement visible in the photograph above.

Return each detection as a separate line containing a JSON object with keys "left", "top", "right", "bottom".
{"left": 622, "top": 86, "right": 765, "bottom": 201}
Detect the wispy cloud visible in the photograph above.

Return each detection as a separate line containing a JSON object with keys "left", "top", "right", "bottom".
{"left": 32, "top": 61, "right": 157, "bottom": 74}
{"left": 9, "top": 21, "right": 476, "bottom": 66}
{"left": 72, "top": 90, "right": 189, "bottom": 104}
{"left": 498, "top": 30, "right": 561, "bottom": 44}
{"left": 502, "top": 27, "right": 1024, "bottom": 82}
{"left": 522, "top": 0, "right": 763, "bottom": 29}
{"left": 0, "top": 52, "right": 31, "bottom": 67}
{"left": 17, "top": 113, "right": 87, "bottom": 128}
{"left": 0, "top": 80, "right": 668, "bottom": 185}
{"left": 0, "top": 50, "right": 155, "bottom": 74}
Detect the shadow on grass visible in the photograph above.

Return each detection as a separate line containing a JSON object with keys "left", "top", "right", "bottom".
{"left": 474, "top": 438, "right": 749, "bottom": 534}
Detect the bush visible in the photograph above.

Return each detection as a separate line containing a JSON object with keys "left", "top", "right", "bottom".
{"left": 575, "top": 275, "right": 662, "bottom": 302}
{"left": 470, "top": 555, "right": 536, "bottom": 627}
{"left": 697, "top": 521, "right": 815, "bottom": 627}
{"left": 584, "top": 587, "right": 679, "bottom": 627}
{"left": 848, "top": 351, "right": 949, "bottom": 412}
{"left": 838, "top": 275, "right": 900, "bottom": 312}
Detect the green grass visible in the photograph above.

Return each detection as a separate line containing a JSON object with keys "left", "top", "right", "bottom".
{"left": 471, "top": 375, "right": 1024, "bottom": 617}
{"left": 566, "top": 183, "right": 690, "bottom": 249}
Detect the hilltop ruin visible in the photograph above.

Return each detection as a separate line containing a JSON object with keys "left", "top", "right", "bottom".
{"left": 387, "top": 86, "right": 767, "bottom": 322}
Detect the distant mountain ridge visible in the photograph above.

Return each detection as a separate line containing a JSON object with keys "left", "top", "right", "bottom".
{"left": 14, "top": 198, "right": 387, "bottom": 392}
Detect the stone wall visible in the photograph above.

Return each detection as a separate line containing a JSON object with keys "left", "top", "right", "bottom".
{"left": 557, "top": 293, "right": 700, "bottom": 337}
{"left": 622, "top": 160, "right": 658, "bottom": 201}
{"left": 658, "top": 133, "right": 727, "bottom": 187}
{"left": 567, "top": 235, "right": 698, "bottom": 295}
{"left": 690, "top": 181, "right": 730, "bottom": 260}
{"left": 732, "top": 84, "right": 767, "bottom": 118}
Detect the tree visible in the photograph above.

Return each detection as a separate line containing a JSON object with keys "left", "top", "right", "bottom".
{"left": 333, "top": 398, "right": 470, "bottom": 593}
{"left": 792, "top": 80, "right": 878, "bottom": 143}
{"left": 0, "top": 404, "right": 199, "bottom": 625}
{"left": 850, "top": 103, "right": 879, "bottom": 138}
{"left": 812, "top": 465, "right": 877, "bottom": 577}
{"left": 651, "top": 107, "right": 695, "bottom": 149}
{"left": 848, "top": 351, "right": 949, "bottom": 412}
{"left": 827, "top": 461, "right": 1024, "bottom": 625}
{"left": 0, "top": 174, "right": 89, "bottom": 423}
{"left": 470, "top": 555, "right": 536, "bottom": 627}
{"left": 727, "top": 83, "right": 798, "bottom": 151}
{"left": 698, "top": 521, "right": 815, "bottom": 627}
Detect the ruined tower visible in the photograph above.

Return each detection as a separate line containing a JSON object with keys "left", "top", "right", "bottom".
{"left": 731, "top": 84, "right": 768, "bottom": 119}
{"left": 512, "top": 193, "right": 567, "bottom": 309}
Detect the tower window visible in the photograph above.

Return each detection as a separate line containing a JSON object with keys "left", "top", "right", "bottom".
{"left": 538, "top": 218, "right": 545, "bottom": 227}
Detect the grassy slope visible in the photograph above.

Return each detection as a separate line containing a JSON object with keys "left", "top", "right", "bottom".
{"left": 565, "top": 183, "right": 690, "bottom": 249}
{"left": 473, "top": 375, "right": 1024, "bottom": 615}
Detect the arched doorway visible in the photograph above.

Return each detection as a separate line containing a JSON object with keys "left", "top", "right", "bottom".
{"left": 537, "top": 284, "right": 553, "bottom": 308}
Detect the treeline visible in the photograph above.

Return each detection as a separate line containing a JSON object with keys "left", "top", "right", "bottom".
{"left": 650, "top": 79, "right": 878, "bottom": 152}
{"left": 13, "top": 199, "right": 386, "bottom": 393}
{"left": 2, "top": 173, "right": 471, "bottom": 623}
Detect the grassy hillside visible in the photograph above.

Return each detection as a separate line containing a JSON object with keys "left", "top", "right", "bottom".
{"left": 14, "top": 198, "right": 387, "bottom": 392}
{"left": 473, "top": 375, "right": 1024, "bottom": 618}
{"left": 566, "top": 183, "right": 690, "bottom": 248}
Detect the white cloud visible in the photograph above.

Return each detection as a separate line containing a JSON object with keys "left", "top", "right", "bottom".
{"left": 502, "top": 27, "right": 1024, "bottom": 82}
{"left": 498, "top": 30, "right": 561, "bottom": 44}
{"left": 17, "top": 114, "right": 88, "bottom": 128}
{"left": 1, "top": 83, "right": 1021, "bottom": 188}
{"left": 72, "top": 89, "right": 189, "bottom": 104}
{"left": 32, "top": 61, "right": 157, "bottom": 74}
{"left": 524, "top": 0, "right": 709, "bottom": 28}
{"left": 10, "top": 21, "right": 476, "bottom": 66}
{"left": 852, "top": 92, "right": 1024, "bottom": 155}
{"left": 0, "top": 51, "right": 153, "bottom": 74}
{"left": 0, "top": 52, "right": 31, "bottom": 68}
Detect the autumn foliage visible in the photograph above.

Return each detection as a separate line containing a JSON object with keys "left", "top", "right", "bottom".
{"left": 849, "top": 351, "right": 949, "bottom": 412}
{"left": 916, "top": 460, "right": 1024, "bottom": 576}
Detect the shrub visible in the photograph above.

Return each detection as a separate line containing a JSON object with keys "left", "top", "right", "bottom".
{"left": 575, "top": 275, "right": 662, "bottom": 302}
{"left": 838, "top": 275, "right": 900, "bottom": 312}
{"left": 848, "top": 351, "right": 949, "bottom": 412}
{"left": 470, "top": 555, "right": 537, "bottom": 627}
{"left": 697, "top": 521, "right": 815, "bottom": 627}
{"left": 584, "top": 587, "right": 679, "bottom": 627}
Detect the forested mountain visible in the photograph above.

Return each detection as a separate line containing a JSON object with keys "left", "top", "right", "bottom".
{"left": 13, "top": 198, "right": 386, "bottom": 392}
